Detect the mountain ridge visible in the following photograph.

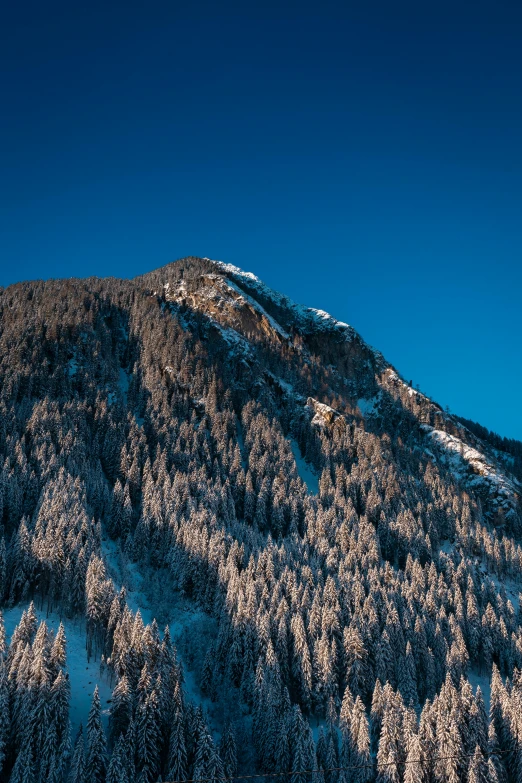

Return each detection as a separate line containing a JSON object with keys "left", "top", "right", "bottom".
{"left": 138, "top": 256, "right": 521, "bottom": 515}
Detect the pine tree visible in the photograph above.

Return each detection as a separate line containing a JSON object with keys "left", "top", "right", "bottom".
{"left": 291, "top": 705, "right": 315, "bottom": 783}
{"left": 476, "top": 686, "right": 489, "bottom": 742}
{"left": 350, "top": 696, "right": 372, "bottom": 783}
{"left": 10, "top": 739, "right": 35, "bottom": 783}
{"left": 339, "top": 685, "right": 354, "bottom": 734}
{"left": 343, "top": 627, "right": 368, "bottom": 702}
{"left": 487, "top": 722, "right": 505, "bottom": 783}
{"left": 219, "top": 721, "right": 237, "bottom": 779}
{"left": 376, "top": 705, "right": 401, "bottom": 783}
{"left": 136, "top": 682, "right": 162, "bottom": 783}
{"left": 397, "top": 642, "right": 418, "bottom": 708}
{"left": 29, "top": 625, "right": 54, "bottom": 767}
{"left": 167, "top": 708, "right": 187, "bottom": 783}
{"left": 51, "top": 669, "right": 72, "bottom": 766}
{"left": 86, "top": 686, "right": 107, "bottom": 783}
{"left": 109, "top": 675, "right": 133, "bottom": 744}
{"left": 124, "top": 719, "right": 138, "bottom": 783}
{"left": 0, "top": 661, "right": 9, "bottom": 776}
{"left": 468, "top": 745, "right": 488, "bottom": 783}
{"left": 274, "top": 714, "right": 291, "bottom": 773}
{"left": 41, "top": 719, "right": 60, "bottom": 783}
{"left": 50, "top": 622, "right": 67, "bottom": 674}
{"left": 317, "top": 727, "right": 327, "bottom": 771}
{"left": 107, "top": 734, "right": 129, "bottom": 783}
{"left": 324, "top": 734, "right": 338, "bottom": 783}
{"left": 434, "top": 716, "right": 463, "bottom": 783}
{"left": 0, "top": 539, "right": 6, "bottom": 603}
{"left": 69, "top": 725, "right": 86, "bottom": 783}
{"left": 193, "top": 726, "right": 223, "bottom": 783}
{"left": 403, "top": 732, "right": 425, "bottom": 783}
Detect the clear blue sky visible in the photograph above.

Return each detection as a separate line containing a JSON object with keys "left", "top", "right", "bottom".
{"left": 1, "top": 1, "right": 521, "bottom": 439}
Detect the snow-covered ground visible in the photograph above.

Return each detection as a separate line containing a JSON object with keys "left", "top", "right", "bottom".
{"left": 101, "top": 538, "right": 221, "bottom": 732}
{"left": 236, "top": 417, "right": 248, "bottom": 471}
{"left": 357, "top": 395, "right": 379, "bottom": 418}
{"left": 67, "top": 356, "right": 78, "bottom": 377}
{"left": 289, "top": 438, "right": 319, "bottom": 494}
{"left": 484, "top": 571, "right": 521, "bottom": 613}
{"left": 439, "top": 539, "right": 454, "bottom": 555}
{"left": 467, "top": 669, "right": 492, "bottom": 712}
{"left": 118, "top": 366, "right": 130, "bottom": 400}
{"left": 3, "top": 603, "right": 113, "bottom": 731}
{"left": 211, "top": 320, "right": 253, "bottom": 356}
{"left": 108, "top": 366, "right": 131, "bottom": 406}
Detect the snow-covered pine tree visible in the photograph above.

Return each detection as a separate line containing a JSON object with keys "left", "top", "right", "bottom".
{"left": 192, "top": 726, "right": 224, "bottom": 783}
{"left": 219, "top": 721, "right": 237, "bottom": 779}
{"left": 166, "top": 707, "right": 187, "bottom": 783}
{"left": 467, "top": 745, "right": 489, "bottom": 783}
{"left": 86, "top": 686, "right": 107, "bottom": 783}
{"left": 0, "top": 660, "right": 9, "bottom": 776}
{"left": 107, "top": 733, "right": 129, "bottom": 783}
{"left": 69, "top": 725, "right": 86, "bottom": 783}
{"left": 403, "top": 732, "right": 425, "bottom": 783}
{"left": 10, "top": 739, "right": 35, "bottom": 783}
{"left": 109, "top": 675, "right": 133, "bottom": 744}
{"left": 136, "top": 679, "right": 162, "bottom": 783}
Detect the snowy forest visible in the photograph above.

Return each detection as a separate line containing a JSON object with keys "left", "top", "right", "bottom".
{"left": 0, "top": 256, "right": 521, "bottom": 783}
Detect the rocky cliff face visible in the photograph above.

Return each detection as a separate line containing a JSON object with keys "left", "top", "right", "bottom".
{"left": 139, "top": 257, "right": 386, "bottom": 401}
{"left": 137, "top": 256, "right": 521, "bottom": 526}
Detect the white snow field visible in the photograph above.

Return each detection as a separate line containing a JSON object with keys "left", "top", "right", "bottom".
{"left": 100, "top": 537, "right": 221, "bottom": 730}
{"left": 289, "top": 437, "right": 319, "bottom": 494}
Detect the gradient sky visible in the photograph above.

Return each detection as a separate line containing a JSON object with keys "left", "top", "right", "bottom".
{"left": 1, "top": 1, "right": 521, "bottom": 438}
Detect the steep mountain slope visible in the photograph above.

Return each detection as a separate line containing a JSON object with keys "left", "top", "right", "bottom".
{"left": 0, "top": 257, "right": 521, "bottom": 783}
{"left": 140, "top": 257, "right": 520, "bottom": 524}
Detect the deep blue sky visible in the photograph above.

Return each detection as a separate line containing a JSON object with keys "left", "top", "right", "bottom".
{"left": 1, "top": 1, "right": 521, "bottom": 438}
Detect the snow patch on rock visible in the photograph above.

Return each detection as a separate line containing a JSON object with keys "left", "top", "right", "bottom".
{"left": 224, "top": 278, "right": 289, "bottom": 340}
{"left": 306, "top": 398, "right": 343, "bottom": 427}
{"left": 212, "top": 260, "right": 387, "bottom": 366}
{"left": 421, "top": 425, "right": 519, "bottom": 514}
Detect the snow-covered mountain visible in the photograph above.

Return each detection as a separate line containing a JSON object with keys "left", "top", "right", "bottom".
{"left": 0, "top": 256, "right": 521, "bottom": 783}
{"left": 141, "top": 257, "right": 520, "bottom": 522}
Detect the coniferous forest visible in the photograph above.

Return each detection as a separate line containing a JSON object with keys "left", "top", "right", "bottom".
{"left": 0, "top": 257, "right": 521, "bottom": 783}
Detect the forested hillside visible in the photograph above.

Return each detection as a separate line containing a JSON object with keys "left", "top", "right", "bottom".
{"left": 0, "top": 257, "right": 521, "bottom": 783}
